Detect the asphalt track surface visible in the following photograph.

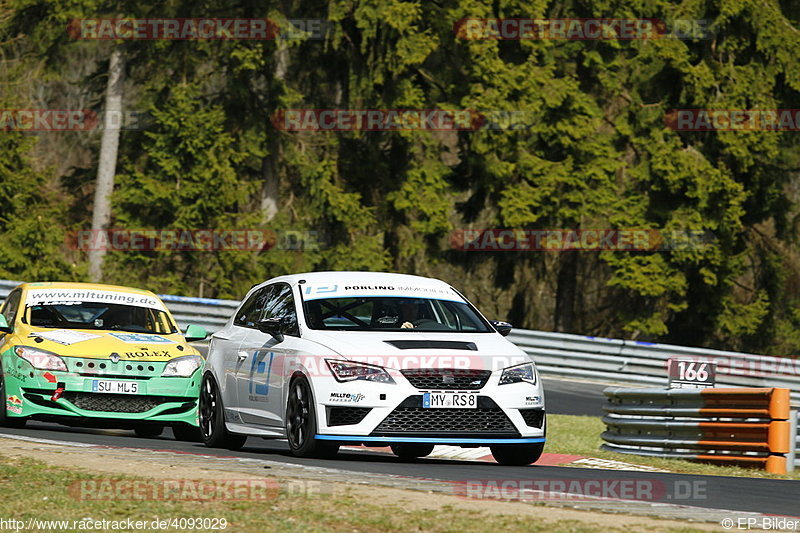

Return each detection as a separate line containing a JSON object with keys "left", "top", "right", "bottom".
{"left": 541, "top": 377, "right": 607, "bottom": 416}
{"left": 1, "top": 378, "right": 798, "bottom": 518}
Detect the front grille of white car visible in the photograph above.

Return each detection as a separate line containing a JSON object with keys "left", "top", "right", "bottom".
{"left": 372, "top": 396, "right": 518, "bottom": 436}
{"left": 400, "top": 369, "right": 492, "bottom": 390}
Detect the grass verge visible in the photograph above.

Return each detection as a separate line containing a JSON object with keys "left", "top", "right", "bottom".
{"left": 0, "top": 454, "right": 712, "bottom": 533}
{"left": 546, "top": 414, "right": 799, "bottom": 480}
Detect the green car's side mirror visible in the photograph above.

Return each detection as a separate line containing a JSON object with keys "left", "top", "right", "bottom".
{"left": 0, "top": 315, "right": 12, "bottom": 334}
{"left": 184, "top": 324, "right": 208, "bottom": 342}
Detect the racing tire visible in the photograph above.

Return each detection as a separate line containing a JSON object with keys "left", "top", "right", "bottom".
{"left": 490, "top": 442, "right": 545, "bottom": 466}
{"left": 390, "top": 444, "right": 435, "bottom": 460}
{"left": 172, "top": 424, "right": 202, "bottom": 442}
{"left": 134, "top": 425, "right": 164, "bottom": 438}
{"left": 0, "top": 374, "right": 27, "bottom": 429}
{"left": 285, "top": 375, "right": 339, "bottom": 459}
{"left": 199, "top": 373, "right": 247, "bottom": 450}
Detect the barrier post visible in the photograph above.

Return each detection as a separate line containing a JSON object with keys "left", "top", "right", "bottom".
{"left": 602, "top": 387, "right": 793, "bottom": 473}
{"left": 788, "top": 410, "right": 797, "bottom": 473}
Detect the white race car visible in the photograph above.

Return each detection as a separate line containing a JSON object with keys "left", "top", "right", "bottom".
{"left": 199, "top": 272, "right": 545, "bottom": 465}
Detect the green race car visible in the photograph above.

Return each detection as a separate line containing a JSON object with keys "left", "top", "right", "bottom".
{"left": 0, "top": 282, "right": 207, "bottom": 440}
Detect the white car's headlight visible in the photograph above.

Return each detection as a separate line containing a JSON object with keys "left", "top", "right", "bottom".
{"left": 499, "top": 362, "right": 537, "bottom": 385}
{"left": 15, "top": 346, "right": 68, "bottom": 371}
{"left": 161, "top": 355, "right": 203, "bottom": 377}
{"left": 325, "top": 359, "right": 395, "bottom": 384}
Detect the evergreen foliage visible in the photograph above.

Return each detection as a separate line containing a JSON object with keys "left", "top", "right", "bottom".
{"left": 1, "top": 0, "right": 799, "bottom": 354}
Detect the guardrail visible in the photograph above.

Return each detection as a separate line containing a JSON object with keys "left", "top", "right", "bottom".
{"left": 507, "top": 329, "right": 800, "bottom": 405}
{"left": 602, "top": 387, "right": 796, "bottom": 474}
{"left": 157, "top": 294, "right": 238, "bottom": 333}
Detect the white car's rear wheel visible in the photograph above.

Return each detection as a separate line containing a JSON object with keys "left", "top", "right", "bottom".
{"left": 285, "top": 376, "right": 338, "bottom": 458}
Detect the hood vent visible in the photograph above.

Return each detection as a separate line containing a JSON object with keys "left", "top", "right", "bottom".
{"left": 384, "top": 340, "right": 478, "bottom": 351}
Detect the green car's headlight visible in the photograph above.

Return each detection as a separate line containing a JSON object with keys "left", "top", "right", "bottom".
{"left": 161, "top": 355, "right": 203, "bottom": 377}
{"left": 14, "top": 346, "right": 68, "bottom": 372}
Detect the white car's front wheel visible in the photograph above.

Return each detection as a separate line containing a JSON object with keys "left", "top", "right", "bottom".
{"left": 285, "top": 375, "right": 339, "bottom": 458}
{"left": 490, "top": 442, "right": 545, "bottom": 466}
{"left": 390, "top": 444, "right": 435, "bottom": 460}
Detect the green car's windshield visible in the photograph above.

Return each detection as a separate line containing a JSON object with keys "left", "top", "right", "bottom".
{"left": 303, "top": 296, "right": 492, "bottom": 332}
{"left": 26, "top": 302, "right": 176, "bottom": 334}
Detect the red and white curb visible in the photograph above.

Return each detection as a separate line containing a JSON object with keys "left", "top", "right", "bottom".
{"left": 343, "top": 445, "right": 668, "bottom": 471}
{"left": 342, "top": 444, "right": 585, "bottom": 465}
{"left": 570, "top": 457, "right": 670, "bottom": 472}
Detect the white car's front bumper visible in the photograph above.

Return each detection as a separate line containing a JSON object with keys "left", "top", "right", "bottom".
{"left": 311, "top": 366, "right": 546, "bottom": 446}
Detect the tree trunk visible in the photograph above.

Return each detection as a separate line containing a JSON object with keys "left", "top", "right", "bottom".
{"left": 260, "top": 44, "right": 289, "bottom": 222}
{"left": 88, "top": 46, "right": 125, "bottom": 282}
{"left": 554, "top": 252, "right": 579, "bottom": 332}
{"left": 260, "top": 152, "right": 279, "bottom": 222}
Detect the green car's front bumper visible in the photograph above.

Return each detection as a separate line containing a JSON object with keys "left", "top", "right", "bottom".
{"left": 3, "top": 354, "right": 199, "bottom": 427}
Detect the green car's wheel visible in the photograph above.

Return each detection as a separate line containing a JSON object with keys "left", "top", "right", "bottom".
{"left": 0, "top": 372, "right": 27, "bottom": 429}
{"left": 172, "top": 424, "right": 202, "bottom": 442}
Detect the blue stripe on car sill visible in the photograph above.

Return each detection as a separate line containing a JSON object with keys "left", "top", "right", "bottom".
{"left": 315, "top": 436, "right": 546, "bottom": 444}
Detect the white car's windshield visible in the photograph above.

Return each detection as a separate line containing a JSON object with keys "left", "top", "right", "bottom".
{"left": 303, "top": 296, "right": 492, "bottom": 332}
{"left": 26, "top": 302, "right": 176, "bottom": 334}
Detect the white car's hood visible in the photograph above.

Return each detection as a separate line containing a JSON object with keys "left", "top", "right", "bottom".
{"left": 303, "top": 330, "right": 530, "bottom": 371}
